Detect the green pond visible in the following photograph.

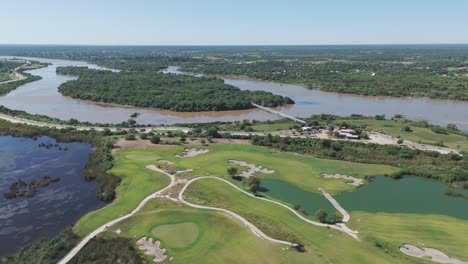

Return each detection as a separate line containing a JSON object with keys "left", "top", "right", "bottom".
{"left": 260, "top": 176, "right": 468, "bottom": 220}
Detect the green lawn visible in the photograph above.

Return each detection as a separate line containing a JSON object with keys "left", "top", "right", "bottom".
{"left": 168, "top": 144, "right": 400, "bottom": 194}
{"left": 348, "top": 212, "right": 468, "bottom": 261}
{"left": 106, "top": 199, "right": 311, "bottom": 264}
{"left": 151, "top": 222, "right": 199, "bottom": 248}
{"left": 336, "top": 118, "right": 468, "bottom": 152}
{"left": 74, "top": 148, "right": 171, "bottom": 235}
{"left": 182, "top": 178, "right": 413, "bottom": 263}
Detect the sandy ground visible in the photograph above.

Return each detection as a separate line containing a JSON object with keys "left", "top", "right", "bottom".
{"left": 228, "top": 160, "right": 275, "bottom": 178}
{"left": 136, "top": 237, "right": 167, "bottom": 263}
{"left": 175, "top": 148, "right": 209, "bottom": 158}
{"left": 321, "top": 174, "right": 364, "bottom": 187}
{"left": 400, "top": 244, "right": 468, "bottom": 264}
{"left": 367, "top": 132, "right": 458, "bottom": 154}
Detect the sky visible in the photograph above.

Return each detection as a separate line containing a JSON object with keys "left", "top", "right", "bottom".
{"left": 0, "top": 0, "right": 467, "bottom": 45}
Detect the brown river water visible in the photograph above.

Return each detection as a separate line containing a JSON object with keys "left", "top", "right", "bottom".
{"left": 1, "top": 57, "right": 467, "bottom": 131}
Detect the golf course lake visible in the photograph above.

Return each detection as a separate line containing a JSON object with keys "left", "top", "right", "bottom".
{"left": 261, "top": 176, "right": 468, "bottom": 220}
{"left": 0, "top": 136, "right": 103, "bottom": 256}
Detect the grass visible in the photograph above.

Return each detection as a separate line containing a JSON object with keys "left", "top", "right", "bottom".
{"left": 168, "top": 143, "right": 399, "bottom": 194}
{"left": 336, "top": 118, "right": 468, "bottom": 152}
{"left": 348, "top": 212, "right": 468, "bottom": 260}
{"left": 182, "top": 178, "right": 412, "bottom": 263}
{"left": 73, "top": 148, "right": 171, "bottom": 236}
{"left": 151, "top": 222, "right": 199, "bottom": 248}
{"left": 106, "top": 199, "right": 310, "bottom": 264}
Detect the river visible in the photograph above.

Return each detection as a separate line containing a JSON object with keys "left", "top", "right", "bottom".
{"left": 1, "top": 57, "right": 467, "bottom": 131}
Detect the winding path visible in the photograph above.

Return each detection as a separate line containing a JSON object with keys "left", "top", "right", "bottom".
{"left": 180, "top": 176, "right": 358, "bottom": 239}
{"left": 319, "top": 188, "right": 351, "bottom": 222}
{"left": 58, "top": 167, "right": 358, "bottom": 263}
{"left": 57, "top": 165, "right": 176, "bottom": 264}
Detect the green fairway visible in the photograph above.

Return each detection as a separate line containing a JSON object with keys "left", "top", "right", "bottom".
{"left": 170, "top": 144, "right": 400, "bottom": 194}
{"left": 348, "top": 212, "right": 468, "bottom": 260}
{"left": 74, "top": 148, "right": 171, "bottom": 235}
{"left": 151, "top": 222, "right": 199, "bottom": 248}
{"left": 182, "top": 177, "right": 414, "bottom": 263}
{"left": 106, "top": 199, "right": 313, "bottom": 264}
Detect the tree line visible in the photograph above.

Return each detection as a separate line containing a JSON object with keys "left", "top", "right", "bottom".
{"left": 56, "top": 66, "right": 294, "bottom": 112}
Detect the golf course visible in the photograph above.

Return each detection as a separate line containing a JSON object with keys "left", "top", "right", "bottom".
{"left": 69, "top": 141, "right": 468, "bottom": 263}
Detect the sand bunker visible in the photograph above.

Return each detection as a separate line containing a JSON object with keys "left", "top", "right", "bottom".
{"left": 136, "top": 237, "right": 167, "bottom": 263}
{"left": 228, "top": 160, "right": 275, "bottom": 178}
{"left": 175, "top": 148, "right": 209, "bottom": 158}
{"left": 400, "top": 244, "right": 468, "bottom": 264}
{"left": 321, "top": 174, "right": 364, "bottom": 187}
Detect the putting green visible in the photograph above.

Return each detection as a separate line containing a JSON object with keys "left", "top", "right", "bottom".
{"left": 152, "top": 222, "right": 199, "bottom": 248}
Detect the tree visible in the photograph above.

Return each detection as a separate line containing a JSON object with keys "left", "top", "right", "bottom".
{"left": 150, "top": 135, "right": 160, "bottom": 144}
{"left": 246, "top": 177, "right": 261, "bottom": 194}
{"left": 401, "top": 126, "right": 412, "bottom": 132}
{"left": 315, "top": 209, "right": 328, "bottom": 223}
{"left": 227, "top": 167, "right": 238, "bottom": 177}
{"left": 67, "top": 118, "right": 79, "bottom": 126}
{"left": 330, "top": 212, "right": 343, "bottom": 223}
{"left": 124, "top": 134, "right": 136, "bottom": 141}
{"left": 127, "top": 119, "right": 137, "bottom": 127}
{"left": 140, "top": 133, "right": 148, "bottom": 140}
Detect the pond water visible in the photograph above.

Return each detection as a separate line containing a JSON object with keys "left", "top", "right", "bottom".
{"left": 0, "top": 136, "right": 103, "bottom": 256}
{"left": 1, "top": 57, "right": 468, "bottom": 131}
{"left": 261, "top": 176, "right": 468, "bottom": 220}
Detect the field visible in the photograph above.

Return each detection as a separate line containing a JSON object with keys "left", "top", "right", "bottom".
{"left": 105, "top": 199, "right": 309, "bottom": 264}
{"left": 74, "top": 149, "right": 171, "bottom": 235}
{"left": 71, "top": 142, "right": 466, "bottom": 263}
{"left": 125, "top": 143, "right": 399, "bottom": 194}
{"left": 348, "top": 212, "right": 468, "bottom": 260}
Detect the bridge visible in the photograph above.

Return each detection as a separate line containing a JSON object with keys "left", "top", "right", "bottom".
{"left": 251, "top": 103, "right": 306, "bottom": 124}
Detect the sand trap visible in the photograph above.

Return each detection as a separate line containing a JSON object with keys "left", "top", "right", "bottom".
{"left": 136, "top": 237, "right": 167, "bottom": 263}
{"left": 228, "top": 160, "right": 275, "bottom": 178}
{"left": 175, "top": 148, "right": 209, "bottom": 158}
{"left": 400, "top": 244, "right": 468, "bottom": 264}
{"left": 115, "top": 229, "right": 121, "bottom": 234}
{"left": 321, "top": 174, "right": 364, "bottom": 187}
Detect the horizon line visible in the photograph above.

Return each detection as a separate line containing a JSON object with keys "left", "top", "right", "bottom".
{"left": 1, "top": 43, "right": 468, "bottom": 47}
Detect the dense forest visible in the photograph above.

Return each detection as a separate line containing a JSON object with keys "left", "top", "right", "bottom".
{"left": 56, "top": 66, "right": 294, "bottom": 112}
{"left": 181, "top": 59, "right": 468, "bottom": 101}
{"left": 3, "top": 45, "right": 468, "bottom": 100}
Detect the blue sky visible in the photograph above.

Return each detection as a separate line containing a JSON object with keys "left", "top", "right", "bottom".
{"left": 0, "top": 0, "right": 467, "bottom": 45}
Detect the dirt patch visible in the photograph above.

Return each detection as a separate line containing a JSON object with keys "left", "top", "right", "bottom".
{"left": 228, "top": 160, "right": 275, "bottom": 178}
{"left": 321, "top": 174, "right": 364, "bottom": 187}
{"left": 136, "top": 237, "right": 167, "bottom": 263}
{"left": 158, "top": 160, "right": 174, "bottom": 165}
{"left": 400, "top": 244, "right": 468, "bottom": 264}
{"left": 175, "top": 148, "right": 209, "bottom": 158}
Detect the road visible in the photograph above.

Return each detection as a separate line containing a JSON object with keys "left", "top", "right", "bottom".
{"left": 0, "top": 113, "right": 191, "bottom": 133}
